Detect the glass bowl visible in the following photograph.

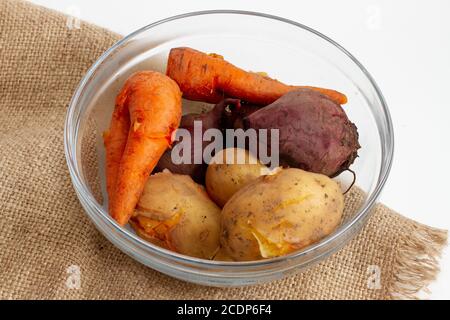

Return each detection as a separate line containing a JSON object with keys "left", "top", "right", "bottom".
{"left": 64, "top": 10, "right": 394, "bottom": 286}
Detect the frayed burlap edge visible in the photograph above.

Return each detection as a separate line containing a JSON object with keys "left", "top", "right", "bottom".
{"left": 390, "top": 224, "right": 447, "bottom": 299}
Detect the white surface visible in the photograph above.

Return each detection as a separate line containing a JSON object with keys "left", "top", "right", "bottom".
{"left": 29, "top": 0, "right": 450, "bottom": 299}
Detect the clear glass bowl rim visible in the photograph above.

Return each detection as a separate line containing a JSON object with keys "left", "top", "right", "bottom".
{"left": 64, "top": 10, "right": 394, "bottom": 269}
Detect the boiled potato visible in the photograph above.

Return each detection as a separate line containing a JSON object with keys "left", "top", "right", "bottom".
{"left": 130, "top": 170, "right": 220, "bottom": 259}
{"left": 212, "top": 248, "right": 235, "bottom": 262}
{"left": 205, "top": 148, "right": 270, "bottom": 207}
{"left": 221, "top": 168, "right": 344, "bottom": 261}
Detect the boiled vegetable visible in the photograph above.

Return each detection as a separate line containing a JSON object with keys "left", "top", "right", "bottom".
{"left": 221, "top": 168, "right": 344, "bottom": 261}
{"left": 166, "top": 47, "right": 347, "bottom": 105}
{"left": 130, "top": 170, "right": 221, "bottom": 259}
{"left": 205, "top": 148, "right": 270, "bottom": 207}
{"left": 155, "top": 98, "right": 235, "bottom": 183}
{"left": 104, "top": 71, "right": 182, "bottom": 226}
{"left": 241, "top": 89, "right": 360, "bottom": 177}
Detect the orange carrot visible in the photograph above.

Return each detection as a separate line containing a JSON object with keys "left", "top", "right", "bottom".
{"left": 103, "top": 96, "right": 130, "bottom": 206}
{"left": 104, "top": 71, "right": 182, "bottom": 226}
{"left": 166, "top": 47, "right": 347, "bottom": 105}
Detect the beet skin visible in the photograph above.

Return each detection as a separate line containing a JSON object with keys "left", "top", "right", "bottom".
{"left": 243, "top": 89, "right": 360, "bottom": 177}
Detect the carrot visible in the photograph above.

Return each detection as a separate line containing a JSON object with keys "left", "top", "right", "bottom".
{"left": 166, "top": 47, "right": 347, "bottom": 105}
{"left": 104, "top": 71, "right": 182, "bottom": 226}
{"left": 103, "top": 94, "right": 130, "bottom": 206}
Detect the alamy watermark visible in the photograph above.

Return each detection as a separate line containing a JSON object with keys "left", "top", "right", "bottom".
{"left": 65, "top": 5, "right": 81, "bottom": 30}
{"left": 170, "top": 121, "right": 280, "bottom": 170}
{"left": 366, "top": 4, "right": 382, "bottom": 31}
{"left": 367, "top": 264, "right": 381, "bottom": 290}
{"left": 66, "top": 265, "right": 81, "bottom": 290}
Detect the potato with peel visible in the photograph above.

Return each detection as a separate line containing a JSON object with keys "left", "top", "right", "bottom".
{"left": 221, "top": 168, "right": 344, "bottom": 261}
{"left": 130, "top": 170, "right": 221, "bottom": 259}
{"left": 206, "top": 148, "right": 271, "bottom": 207}
{"left": 212, "top": 248, "right": 235, "bottom": 262}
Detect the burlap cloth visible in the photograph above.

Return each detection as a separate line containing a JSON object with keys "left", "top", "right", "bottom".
{"left": 0, "top": 0, "right": 447, "bottom": 300}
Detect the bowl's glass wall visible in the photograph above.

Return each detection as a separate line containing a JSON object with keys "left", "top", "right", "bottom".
{"left": 66, "top": 12, "right": 393, "bottom": 286}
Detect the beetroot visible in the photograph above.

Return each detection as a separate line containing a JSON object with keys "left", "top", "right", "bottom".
{"left": 155, "top": 98, "right": 235, "bottom": 182}
{"left": 157, "top": 89, "right": 359, "bottom": 181}
{"left": 221, "top": 100, "right": 261, "bottom": 129}
{"left": 241, "top": 89, "right": 360, "bottom": 177}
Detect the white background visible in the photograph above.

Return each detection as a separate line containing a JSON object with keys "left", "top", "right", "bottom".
{"left": 29, "top": 0, "right": 450, "bottom": 299}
